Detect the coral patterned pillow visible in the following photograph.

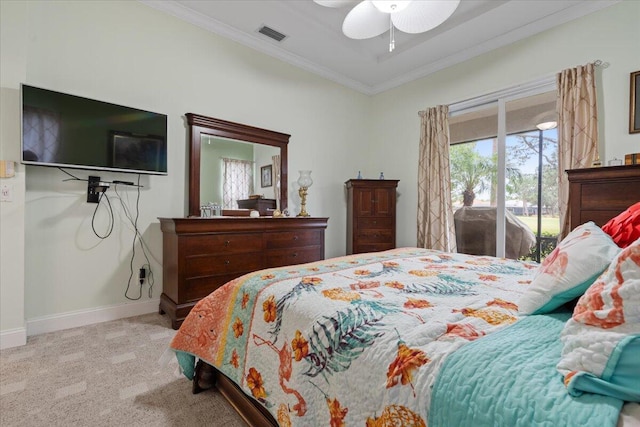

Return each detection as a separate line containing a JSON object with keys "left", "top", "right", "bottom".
{"left": 518, "top": 222, "right": 620, "bottom": 315}
{"left": 556, "top": 239, "right": 640, "bottom": 402}
{"left": 601, "top": 202, "right": 640, "bottom": 248}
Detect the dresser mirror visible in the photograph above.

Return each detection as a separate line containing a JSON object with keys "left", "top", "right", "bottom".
{"left": 186, "top": 113, "right": 289, "bottom": 217}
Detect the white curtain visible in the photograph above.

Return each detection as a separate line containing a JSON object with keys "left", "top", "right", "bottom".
{"left": 272, "top": 154, "right": 281, "bottom": 210}
{"left": 222, "top": 158, "right": 254, "bottom": 209}
{"left": 22, "top": 106, "right": 60, "bottom": 163}
{"left": 557, "top": 62, "right": 599, "bottom": 238}
{"left": 417, "top": 105, "right": 457, "bottom": 252}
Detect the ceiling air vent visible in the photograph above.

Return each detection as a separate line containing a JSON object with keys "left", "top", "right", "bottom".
{"left": 258, "top": 25, "right": 287, "bottom": 42}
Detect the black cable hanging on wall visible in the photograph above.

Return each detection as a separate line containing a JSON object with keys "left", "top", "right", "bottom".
{"left": 58, "top": 168, "right": 154, "bottom": 300}
{"left": 118, "top": 174, "right": 155, "bottom": 300}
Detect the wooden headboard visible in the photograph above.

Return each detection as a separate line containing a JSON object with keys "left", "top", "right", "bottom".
{"left": 567, "top": 165, "right": 640, "bottom": 230}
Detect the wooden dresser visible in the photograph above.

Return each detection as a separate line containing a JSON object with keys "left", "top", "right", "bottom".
{"left": 567, "top": 165, "right": 640, "bottom": 229}
{"left": 346, "top": 179, "right": 399, "bottom": 254}
{"left": 159, "top": 216, "right": 329, "bottom": 329}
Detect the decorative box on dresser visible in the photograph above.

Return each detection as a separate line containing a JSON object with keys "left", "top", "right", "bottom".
{"left": 159, "top": 216, "right": 328, "bottom": 329}
{"left": 567, "top": 165, "right": 640, "bottom": 230}
{"left": 236, "top": 198, "right": 277, "bottom": 216}
{"left": 346, "top": 179, "right": 399, "bottom": 255}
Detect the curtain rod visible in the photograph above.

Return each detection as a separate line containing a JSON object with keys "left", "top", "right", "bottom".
{"left": 447, "top": 77, "right": 555, "bottom": 115}
{"left": 445, "top": 59, "right": 607, "bottom": 116}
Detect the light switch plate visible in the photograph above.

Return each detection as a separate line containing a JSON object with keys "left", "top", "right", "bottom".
{"left": 1, "top": 184, "right": 12, "bottom": 202}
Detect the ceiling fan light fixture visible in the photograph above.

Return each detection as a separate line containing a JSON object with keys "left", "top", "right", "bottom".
{"left": 342, "top": 1, "right": 389, "bottom": 39}
{"left": 371, "top": 0, "right": 411, "bottom": 14}
{"left": 391, "top": 0, "right": 460, "bottom": 34}
{"left": 320, "top": 0, "right": 460, "bottom": 50}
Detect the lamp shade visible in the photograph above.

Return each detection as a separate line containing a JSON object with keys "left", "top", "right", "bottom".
{"left": 297, "top": 170, "right": 313, "bottom": 188}
{"left": 536, "top": 121, "right": 557, "bottom": 131}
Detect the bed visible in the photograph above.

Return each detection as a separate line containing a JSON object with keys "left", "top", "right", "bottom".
{"left": 169, "top": 165, "right": 640, "bottom": 426}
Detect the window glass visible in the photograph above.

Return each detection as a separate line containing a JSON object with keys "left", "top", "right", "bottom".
{"left": 450, "top": 91, "right": 558, "bottom": 261}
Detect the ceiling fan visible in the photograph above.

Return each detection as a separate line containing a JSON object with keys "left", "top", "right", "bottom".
{"left": 313, "top": 0, "right": 460, "bottom": 52}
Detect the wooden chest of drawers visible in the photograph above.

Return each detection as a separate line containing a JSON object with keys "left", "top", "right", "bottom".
{"left": 567, "top": 165, "right": 640, "bottom": 229}
{"left": 346, "top": 179, "right": 399, "bottom": 254}
{"left": 159, "top": 216, "right": 329, "bottom": 329}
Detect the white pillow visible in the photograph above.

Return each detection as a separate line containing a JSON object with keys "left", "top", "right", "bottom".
{"left": 556, "top": 239, "right": 640, "bottom": 402}
{"left": 518, "top": 222, "right": 620, "bottom": 315}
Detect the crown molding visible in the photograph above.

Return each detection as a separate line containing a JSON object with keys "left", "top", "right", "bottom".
{"left": 139, "top": 0, "right": 620, "bottom": 96}
{"left": 138, "top": 0, "right": 376, "bottom": 95}
{"left": 371, "top": 0, "right": 620, "bottom": 94}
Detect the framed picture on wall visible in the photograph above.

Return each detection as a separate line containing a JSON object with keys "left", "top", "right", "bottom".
{"left": 261, "top": 164, "right": 273, "bottom": 188}
{"left": 630, "top": 70, "right": 640, "bottom": 134}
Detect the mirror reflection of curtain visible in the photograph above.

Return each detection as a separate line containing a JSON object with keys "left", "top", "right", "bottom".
{"left": 22, "top": 106, "right": 60, "bottom": 162}
{"left": 272, "top": 154, "right": 280, "bottom": 210}
{"left": 222, "top": 157, "right": 254, "bottom": 209}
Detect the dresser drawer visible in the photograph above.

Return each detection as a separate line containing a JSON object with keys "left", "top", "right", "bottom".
{"left": 265, "top": 230, "right": 322, "bottom": 249}
{"left": 160, "top": 216, "right": 328, "bottom": 329}
{"left": 266, "top": 246, "right": 322, "bottom": 268}
{"left": 184, "top": 273, "right": 242, "bottom": 302}
{"left": 186, "top": 252, "right": 263, "bottom": 276}
{"left": 357, "top": 217, "right": 393, "bottom": 229}
{"left": 356, "top": 229, "right": 393, "bottom": 243}
{"left": 183, "top": 233, "right": 263, "bottom": 255}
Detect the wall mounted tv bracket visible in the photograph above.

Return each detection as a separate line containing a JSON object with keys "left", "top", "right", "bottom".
{"left": 87, "top": 176, "right": 110, "bottom": 203}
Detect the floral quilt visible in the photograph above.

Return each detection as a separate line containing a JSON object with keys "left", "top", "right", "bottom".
{"left": 170, "top": 247, "right": 538, "bottom": 426}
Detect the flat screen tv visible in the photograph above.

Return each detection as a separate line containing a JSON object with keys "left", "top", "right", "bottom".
{"left": 21, "top": 84, "right": 168, "bottom": 175}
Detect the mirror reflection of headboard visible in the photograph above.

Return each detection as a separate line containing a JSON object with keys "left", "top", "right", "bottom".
{"left": 186, "top": 113, "right": 289, "bottom": 217}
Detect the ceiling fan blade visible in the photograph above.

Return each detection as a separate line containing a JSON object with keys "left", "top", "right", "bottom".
{"left": 342, "top": 1, "right": 389, "bottom": 39}
{"left": 391, "top": 0, "right": 460, "bottom": 34}
{"left": 313, "top": 0, "right": 359, "bottom": 8}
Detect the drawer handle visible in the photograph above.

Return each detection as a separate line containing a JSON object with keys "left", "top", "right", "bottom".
{"left": 372, "top": 221, "right": 377, "bottom": 225}
{"left": 292, "top": 252, "right": 298, "bottom": 258}
{"left": 293, "top": 235, "right": 299, "bottom": 241}
{"left": 224, "top": 240, "right": 230, "bottom": 246}
{"left": 224, "top": 260, "right": 230, "bottom": 265}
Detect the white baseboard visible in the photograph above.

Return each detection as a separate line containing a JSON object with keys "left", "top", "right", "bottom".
{"left": 0, "top": 327, "right": 27, "bottom": 350}
{"left": 26, "top": 298, "right": 161, "bottom": 337}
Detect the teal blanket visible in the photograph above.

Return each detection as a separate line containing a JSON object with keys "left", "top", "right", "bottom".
{"left": 430, "top": 312, "right": 623, "bottom": 427}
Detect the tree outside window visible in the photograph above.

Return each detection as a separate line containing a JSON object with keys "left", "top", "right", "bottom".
{"left": 450, "top": 129, "right": 558, "bottom": 262}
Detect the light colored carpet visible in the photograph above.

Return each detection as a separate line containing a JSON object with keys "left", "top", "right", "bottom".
{"left": 0, "top": 313, "right": 247, "bottom": 426}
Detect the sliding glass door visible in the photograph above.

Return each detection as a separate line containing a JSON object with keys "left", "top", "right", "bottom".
{"left": 449, "top": 90, "right": 558, "bottom": 261}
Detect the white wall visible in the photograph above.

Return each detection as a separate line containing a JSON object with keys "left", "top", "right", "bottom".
{"left": 1, "top": 0, "right": 638, "bottom": 343}
{"left": 0, "top": 1, "right": 27, "bottom": 348}
{"left": 0, "top": 0, "right": 369, "bottom": 343}
{"left": 369, "top": 0, "right": 640, "bottom": 248}
{"left": 253, "top": 143, "right": 280, "bottom": 202}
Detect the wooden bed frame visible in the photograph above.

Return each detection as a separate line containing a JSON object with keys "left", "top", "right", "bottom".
{"left": 192, "top": 164, "right": 640, "bottom": 427}
{"left": 193, "top": 360, "right": 278, "bottom": 426}
{"left": 567, "top": 164, "right": 640, "bottom": 229}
